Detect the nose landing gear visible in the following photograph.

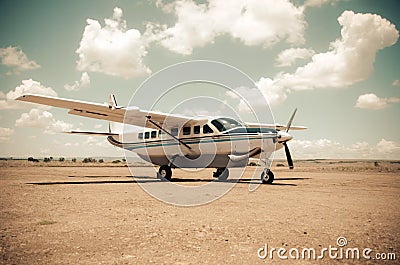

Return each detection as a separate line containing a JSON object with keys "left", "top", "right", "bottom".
{"left": 261, "top": 169, "right": 274, "bottom": 184}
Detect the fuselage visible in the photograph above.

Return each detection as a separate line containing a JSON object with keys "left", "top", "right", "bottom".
{"left": 107, "top": 117, "right": 284, "bottom": 168}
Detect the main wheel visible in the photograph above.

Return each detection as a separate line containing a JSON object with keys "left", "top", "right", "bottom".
{"left": 158, "top": 165, "right": 172, "bottom": 181}
{"left": 261, "top": 169, "right": 274, "bottom": 184}
{"left": 213, "top": 168, "right": 229, "bottom": 181}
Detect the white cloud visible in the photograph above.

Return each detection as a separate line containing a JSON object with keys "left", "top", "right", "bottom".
{"left": 225, "top": 78, "right": 288, "bottom": 110}
{"left": 84, "top": 136, "right": 98, "bottom": 145}
{"left": 0, "top": 127, "right": 14, "bottom": 143}
{"left": 15, "top": 108, "right": 73, "bottom": 134}
{"left": 392, "top": 79, "right": 399, "bottom": 87}
{"left": 259, "top": 11, "right": 399, "bottom": 106}
{"left": 0, "top": 79, "right": 57, "bottom": 110}
{"left": 76, "top": 7, "right": 151, "bottom": 78}
{"left": 152, "top": 0, "right": 306, "bottom": 55}
{"left": 81, "top": 136, "right": 109, "bottom": 147}
{"left": 286, "top": 138, "right": 400, "bottom": 159}
{"left": 0, "top": 46, "right": 40, "bottom": 74}
{"left": 275, "top": 48, "right": 315, "bottom": 67}
{"left": 65, "top": 142, "right": 79, "bottom": 147}
{"left": 355, "top": 93, "right": 400, "bottom": 110}
{"left": 64, "top": 72, "right": 91, "bottom": 91}
{"left": 303, "top": 0, "right": 341, "bottom": 8}
{"left": 40, "top": 148, "right": 50, "bottom": 154}
{"left": 277, "top": 11, "right": 399, "bottom": 91}
{"left": 376, "top": 139, "right": 400, "bottom": 154}
{"left": 256, "top": 77, "right": 289, "bottom": 107}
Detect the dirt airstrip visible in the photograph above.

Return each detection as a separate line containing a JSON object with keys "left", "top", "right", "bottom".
{"left": 1, "top": 160, "right": 399, "bottom": 264}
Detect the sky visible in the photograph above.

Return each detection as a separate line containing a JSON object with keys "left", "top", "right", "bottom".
{"left": 0, "top": 0, "right": 399, "bottom": 159}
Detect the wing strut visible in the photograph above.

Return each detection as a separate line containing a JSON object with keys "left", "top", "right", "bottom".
{"left": 145, "top": 116, "right": 192, "bottom": 150}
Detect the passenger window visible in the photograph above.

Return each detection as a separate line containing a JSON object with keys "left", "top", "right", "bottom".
{"left": 171, "top": 127, "right": 178, "bottom": 136}
{"left": 194, "top": 125, "right": 200, "bottom": 134}
{"left": 145, "top": 132, "right": 150, "bottom": 139}
{"left": 159, "top": 130, "right": 164, "bottom": 136}
{"left": 203, "top": 124, "right": 213, "bottom": 134}
{"left": 138, "top": 133, "right": 143, "bottom": 139}
{"left": 151, "top": 131, "right": 157, "bottom": 138}
{"left": 183, "top": 127, "right": 191, "bottom": 135}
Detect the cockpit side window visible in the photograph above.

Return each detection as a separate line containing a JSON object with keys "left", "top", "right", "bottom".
{"left": 211, "top": 120, "right": 224, "bottom": 132}
{"left": 203, "top": 124, "right": 213, "bottom": 134}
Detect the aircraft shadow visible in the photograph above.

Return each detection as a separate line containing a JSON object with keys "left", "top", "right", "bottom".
{"left": 28, "top": 176, "right": 308, "bottom": 186}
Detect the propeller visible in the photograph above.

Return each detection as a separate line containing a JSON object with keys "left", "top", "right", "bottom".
{"left": 285, "top": 108, "right": 297, "bottom": 133}
{"left": 283, "top": 142, "right": 294, "bottom": 169}
{"left": 281, "top": 108, "right": 297, "bottom": 170}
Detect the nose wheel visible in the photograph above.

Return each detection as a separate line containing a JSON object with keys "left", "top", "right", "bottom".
{"left": 158, "top": 165, "right": 172, "bottom": 181}
{"left": 261, "top": 169, "right": 274, "bottom": 184}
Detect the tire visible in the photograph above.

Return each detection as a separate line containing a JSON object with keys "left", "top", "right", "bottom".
{"left": 158, "top": 165, "right": 172, "bottom": 181}
{"left": 214, "top": 168, "right": 229, "bottom": 181}
{"left": 261, "top": 169, "right": 274, "bottom": 184}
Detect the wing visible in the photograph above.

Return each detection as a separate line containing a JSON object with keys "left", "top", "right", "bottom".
{"left": 245, "top": 122, "right": 307, "bottom": 131}
{"left": 16, "top": 94, "right": 205, "bottom": 129}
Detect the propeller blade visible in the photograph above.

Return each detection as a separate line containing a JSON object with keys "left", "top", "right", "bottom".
{"left": 283, "top": 142, "right": 294, "bottom": 169}
{"left": 285, "top": 108, "right": 297, "bottom": 133}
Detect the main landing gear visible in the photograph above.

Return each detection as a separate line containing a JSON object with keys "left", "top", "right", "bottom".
{"left": 158, "top": 165, "right": 273, "bottom": 184}
{"left": 261, "top": 169, "right": 274, "bottom": 184}
{"left": 213, "top": 167, "right": 229, "bottom": 181}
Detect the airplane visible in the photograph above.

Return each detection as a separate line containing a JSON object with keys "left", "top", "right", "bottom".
{"left": 17, "top": 94, "right": 307, "bottom": 184}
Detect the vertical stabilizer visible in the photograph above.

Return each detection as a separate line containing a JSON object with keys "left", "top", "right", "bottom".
{"left": 107, "top": 94, "right": 118, "bottom": 134}
{"left": 108, "top": 94, "right": 118, "bottom": 109}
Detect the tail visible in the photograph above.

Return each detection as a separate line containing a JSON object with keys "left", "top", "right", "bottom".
{"left": 66, "top": 94, "right": 121, "bottom": 137}
{"left": 107, "top": 94, "right": 119, "bottom": 134}
{"left": 108, "top": 94, "right": 118, "bottom": 109}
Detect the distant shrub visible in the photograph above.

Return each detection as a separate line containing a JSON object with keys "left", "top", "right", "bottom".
{"left": 99, "top": 159, "right": 104, "bottom": 163}
{"left": 83, "top": 157, "right": 96, "bottom": 163}
{"left": 112, "top": 160, "right": 121, "bottom": 163}
{"left": 71, "top": 158, "right": 77, "bottom": 162}
{"left": 28, "top": 157, "right": 34, "bottom": 161}
{"left": 276, "top": 163, "right": 286, "bottom": 167}
{"left": 44, "top": 157, "right": 51, "bottom": 162}
{"left": 37, "top": 220, "right": 57, "bottom": 226}
{"left": 59, "top": 157, "right": 65, "bottom": 162}
{"left": 248, "top": 162, "right": 258, "bottom": 166}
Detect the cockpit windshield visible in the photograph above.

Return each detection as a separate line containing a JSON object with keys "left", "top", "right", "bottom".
{"left": 211, "top": 118, "right": 242, "bottom": 132}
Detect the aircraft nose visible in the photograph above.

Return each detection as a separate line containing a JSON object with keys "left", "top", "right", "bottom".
{"left": 277, "top": 131, "right": 293, "bottom": 142}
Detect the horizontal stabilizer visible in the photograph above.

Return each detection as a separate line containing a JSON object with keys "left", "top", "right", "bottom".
{"left": 64, "top": 131, "right": 119, "bottom": 136}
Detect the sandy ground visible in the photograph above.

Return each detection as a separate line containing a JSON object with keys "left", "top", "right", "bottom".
{"left": 1, "top": 161, "right": 399, "bottom": 264}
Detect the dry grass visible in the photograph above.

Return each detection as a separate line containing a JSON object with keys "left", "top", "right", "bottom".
{"left": 0, "top": 160, "right": 150, "bottom": 168}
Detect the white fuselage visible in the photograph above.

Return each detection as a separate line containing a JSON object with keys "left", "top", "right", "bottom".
{"left": 107, "top": 118, "right": 282, "bottom": 168}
